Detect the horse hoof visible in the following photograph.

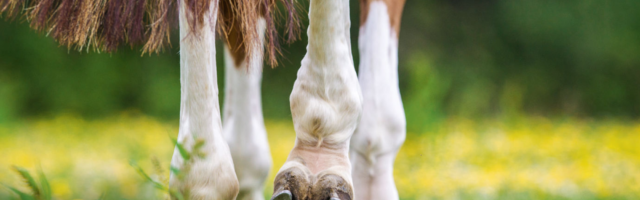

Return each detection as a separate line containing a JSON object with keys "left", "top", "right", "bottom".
{"left": 272, "top": 166, "right": 312, "bottom": 200}
{"left": 272, "top": 164, "right": 353, "bottom": 200}
{"left": 271, "top": 190, "right": 292, "bottom": 200}
{"left": 310, "top": 174, "right": 353, "bottom": 200}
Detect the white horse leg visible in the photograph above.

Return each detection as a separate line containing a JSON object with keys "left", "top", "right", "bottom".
{"left": 169, "top": 0, "right": 239, "bottom": 199}
{"left": 272, "top": 0, "right": 361, "bottom": 199}
{"left": 222, "top": 17, "right": 271, "bottom": 200}
{"left": 351, "top": 1, "right": 406, "bottom": 200}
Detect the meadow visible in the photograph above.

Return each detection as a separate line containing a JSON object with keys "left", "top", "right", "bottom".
{"left": 1, "top": 0, "right": 639, "bottom": 199}
{"left": 1, "top": 113, "right": 639, "bottom": 200}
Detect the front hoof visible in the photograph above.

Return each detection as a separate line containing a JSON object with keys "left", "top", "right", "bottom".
{"left": 272, "top": 167, "right": 312, "bottom": 200}
{"left": 310, "top": 174, "right": 353, "bottom": 200}
{"left": 271, "top": 190, "right": 292, "bottom": 200}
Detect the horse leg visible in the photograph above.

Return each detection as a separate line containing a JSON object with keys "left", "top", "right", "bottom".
{"left": 169, "top": 1, "right": 239, "bottom": 199}
{"left": 222, "top": 17, "right": 272, "bottom": 200}
{"left": 272, "top": 0, "right": 361, "bottom": 199}
{"left": 351, "top": 1, "right": 407, "bottom": 199}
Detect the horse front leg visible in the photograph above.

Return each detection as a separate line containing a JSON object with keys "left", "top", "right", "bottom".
{"left": 272, "top": 0, "right": 361, "bottom": 199}
{"left": 169, "top": 0, "right": 239, "bottom": 199}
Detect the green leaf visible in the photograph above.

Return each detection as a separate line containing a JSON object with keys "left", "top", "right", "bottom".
{"left": 193, "top": 138, "right": 208, "bottom": 159}
{"left": 38, "top": 170, "right": 51, "bottom": 200}
{"left": 193, "top": 139, "right": 205, "bottom": 151}
{"left": 171, "top": 138, "right": 191, "bottom": 161}
{"left": 6, "top": 186, "right": 35, "bottom": 200}
{"left": 130, "top": 161, "right": 168, "bottom": 191}
{"left": 13, "top": 166, "right": 40, "bottom": 198}
{"left": 169, "top": 166, "right": 181, "bottom": 176}
{"left": 169, "top": 189, "right": 185, "bottom": 200}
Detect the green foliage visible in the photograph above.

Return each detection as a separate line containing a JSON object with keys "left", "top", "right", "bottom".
{"left": 37, "top": 171, "right": 51, "bottom": 200}
{"left": 1, "top": 0, "right": 639, "bottom": 131}
{"left": 400, "top": 0, "right": 640, "bottom": 122}
{"left": 403, "top": 53, "right": 451, "bottom": 132}
{"left": 7, "top": 187, "right": 34, "bottom": 200}
{"left": 171, "top": 138, "right": 191, "bottom": 161}
{"left": 6, "top": 167, "right": 51, "bottom": 200}
{"left": 132, "top": 136, "right": 207, "bottom": 200}
{"left": 131, "top": 158, "right": 185, "bottom": 200}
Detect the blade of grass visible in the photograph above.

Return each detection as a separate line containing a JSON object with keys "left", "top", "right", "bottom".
{"left": 169, "top": 189, "right": 185, "bottom": 200}
{"left": 130, "top": 161, "right": 169, "bottom": 191}
{"left": 38, "top": 169, "right": 51, "bottom": 200}
{"left": 13, "top": 166, "right": 40, "bottom": 198}
{"left": 171, "top": 138, "right": 191, "bottom": 161}
{"left": 193, "top": 139, "right": 207, "bottom": 158}
{"left": 169, "top": 166, "right": 181, "bottom": 175}
{"left": 193, "top": 139, "right": 205, "bottom": 151}
{"left": 6, "top": 186, "right": 36, "bottom": 200}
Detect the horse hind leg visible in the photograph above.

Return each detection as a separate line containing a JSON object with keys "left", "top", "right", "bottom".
{"left": 350, "top": 0, "right": 407, "bottom": 199}
{"left": 222, "top": 16, "right": 272, "bottom": 200}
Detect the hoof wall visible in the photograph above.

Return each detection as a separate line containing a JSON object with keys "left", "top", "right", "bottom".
{"left": 272, "top": 165, "right": 353, "bottom": 200}
{"left": 271, "top": 190, "right": 292, "bottom": 200}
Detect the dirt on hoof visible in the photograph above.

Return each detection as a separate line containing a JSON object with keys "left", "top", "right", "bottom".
{"left": 273, "top": 167, "right": 312, "bottom": 200}
{"left": 272, "top": 168, "right": 353, "bottom": 200}
{"left": 310, "top": 174, "right": 353, "bottom": 200}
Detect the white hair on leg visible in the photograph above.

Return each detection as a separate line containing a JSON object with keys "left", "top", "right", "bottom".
{"left": 273, "top": 0, "right": 361, "bottom": 199}
{"left": 351, "top": 1, "right": 406, "bottom": 200}
{"left": 222, "top": 17, "right": 272, "bottom": 200}
{"left": 169, "top": 0, "right": 239, "bottom": 199}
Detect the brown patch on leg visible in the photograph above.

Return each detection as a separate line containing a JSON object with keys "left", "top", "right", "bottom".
{"left": 218, "top": 0, "right": 302, "bottom": 68}
{"left": 218, "top": 0, "right": 248, "bottom": 66}
{"left": 359, "top": 0, "right": 406, "bottom": 35}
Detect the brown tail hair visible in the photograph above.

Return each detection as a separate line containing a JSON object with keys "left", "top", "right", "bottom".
{"left": 219, "top": 0, "right": 301, "bottom": 67}
{"left": 0, "top": 0, "right": 300, "bottom": 64}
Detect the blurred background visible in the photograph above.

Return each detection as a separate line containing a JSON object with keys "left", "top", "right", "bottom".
{"left": 1, "top": 0, "right": 639, "bottom": 199}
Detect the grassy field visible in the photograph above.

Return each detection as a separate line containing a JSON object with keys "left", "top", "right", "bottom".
{"left": 1, "top": 113, "right": 639, "bottom": 200}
